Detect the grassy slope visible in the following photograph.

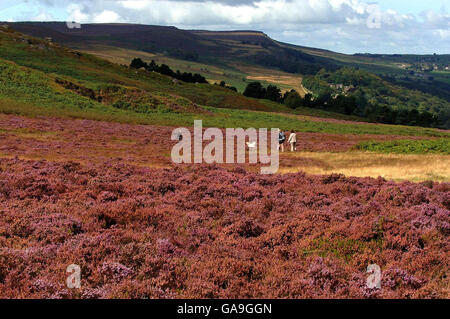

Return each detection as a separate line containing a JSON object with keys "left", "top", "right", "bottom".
{"left": 73, "top": 43, "right": 251, "bottom": 91}
{"left": 0, "top": 28, "right": 449, "bottom": 138}
{"left": 283, "top": 42, "right": 450, "bottom": 104}
{"left": 75, "top": 42, "right": 316, "bottom": 99}
{"left": 356, "top": 139, "right": 450, "bottom": 155}
{"left": 7, "top": 23, "right": 449, "bottom": 116}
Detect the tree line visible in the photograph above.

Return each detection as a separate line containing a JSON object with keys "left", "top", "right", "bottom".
{"left": 130, "top": 58, "right": 240, "bottom": 92}
{"left": 130, "top": 58, "right": 208, "bottom": 84}
{"left": 282, "top": 89, "right": 439, "bottom": 127}
{"left": 301, "top": 68, "right": 448, "bottom": 128}
{"left": 243, "top": 81, "right": 440, "bottom": 128}
{"left": 243, "top": 82, "right": 283, "bottom": 102}
{"left": 217, "top": 81, "right": 237, "bottom": 92}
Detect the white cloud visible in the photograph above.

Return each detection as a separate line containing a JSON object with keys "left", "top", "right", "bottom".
{"left": 436, "top": 29, "right": 450, "bottom": 39}
{"left": 346, "top": 16, "right": 364, "bottom": 25}
{"left": 93, "top": 10, "right": 121, "bottom": 23}
{"left": 67, "top": 4, "right": 89, "bottom": 23}
{"left": 119, "top": 1, "right": 149, "bottom": 10}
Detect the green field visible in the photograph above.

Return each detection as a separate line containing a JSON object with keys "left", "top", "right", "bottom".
{"left": 356, "top": 139, "right": 450, "bottom": 154}
{"left": 0, "top": 59, "right": 448, "bottom": 137}
{"left": 432, "top": 71, "right": 450, "bottom": 85}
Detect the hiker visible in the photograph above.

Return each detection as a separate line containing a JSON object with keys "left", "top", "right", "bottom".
{"left": 278, "top": 131, "right": 286, "bottom": 152}
{"left": 288, "top": 130, "right": 297, "bottom": 152}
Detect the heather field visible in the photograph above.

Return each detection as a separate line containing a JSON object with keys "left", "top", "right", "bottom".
{"left": 0, "top": 114, "right": 449, "bottom": 299}
{"left": 0, "top": 158, "right": 448, "bottom": 298}
{"left": 0, "top": 114, "right": 448, "bottom": 181}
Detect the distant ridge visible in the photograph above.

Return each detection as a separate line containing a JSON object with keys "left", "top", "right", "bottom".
{"left": 5, "top": 22, "right": 338, "bottom": 74}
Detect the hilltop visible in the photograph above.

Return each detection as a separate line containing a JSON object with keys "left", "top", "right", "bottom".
{"left": 4, "top": 22, "right": 337, "bottom": 74}
{"left": 6, "top": 22, "right": 450, "bottom": 78}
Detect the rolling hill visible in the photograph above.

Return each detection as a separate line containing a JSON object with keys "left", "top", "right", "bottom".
{"left": 4, "top": 22, "right": 340, "bottom": 74}
{"left": 4, "top": 22, "right": 449, "bottom": 128}
{"left": 1, "top": 23, "right": 448, "bottom": 137}
{"left": 7, "top": 22, "right": 450, "bottom": 78}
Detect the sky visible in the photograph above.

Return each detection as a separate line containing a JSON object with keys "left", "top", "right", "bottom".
{"left": 0, "top": 0, "right": 449, "bottom": 54}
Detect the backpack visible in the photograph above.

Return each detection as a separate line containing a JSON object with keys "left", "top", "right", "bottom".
{"left": 279, "top": 132, "right": 286, "bottom": 143}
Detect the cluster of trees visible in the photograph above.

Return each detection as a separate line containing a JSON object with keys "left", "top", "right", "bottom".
{"left": 382, "top": 75, "right": 450, "bottom": 102}
{"left": 283, "top": 90, "right": 359, "bottom": 114}
{"left": 217, "top": 81, "right": 237, "bottom": 92}
{"left": 243, "top": 82, "right": 282, "bottom": 102}
{"left": 302, "top": 68, "right": 449, "bottom": 128}
{"left": 243, "top": 79, "right": 441, "bottom": 128}
{"left": 283, "top": 89, "right": 439, "bottom": 127}
{"left": 130, "top": 58, "right": 208, "bottom": 84}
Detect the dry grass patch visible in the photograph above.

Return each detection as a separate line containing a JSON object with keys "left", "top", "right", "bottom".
{"left": 76, "top": 45, "right": 157, "bottom": 65}
{"left": 279, "top": 151, "right": 450, "bottom": 182}
{"left": 233, "top": 63, "right": 309, "bottom": 95}
{"left": 246, "top": 75, "right": 309, "bottom": 96}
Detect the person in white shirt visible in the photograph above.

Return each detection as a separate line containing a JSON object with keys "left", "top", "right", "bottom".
{"left": 287, "top": 130, "right": 297, "bottom": 152}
